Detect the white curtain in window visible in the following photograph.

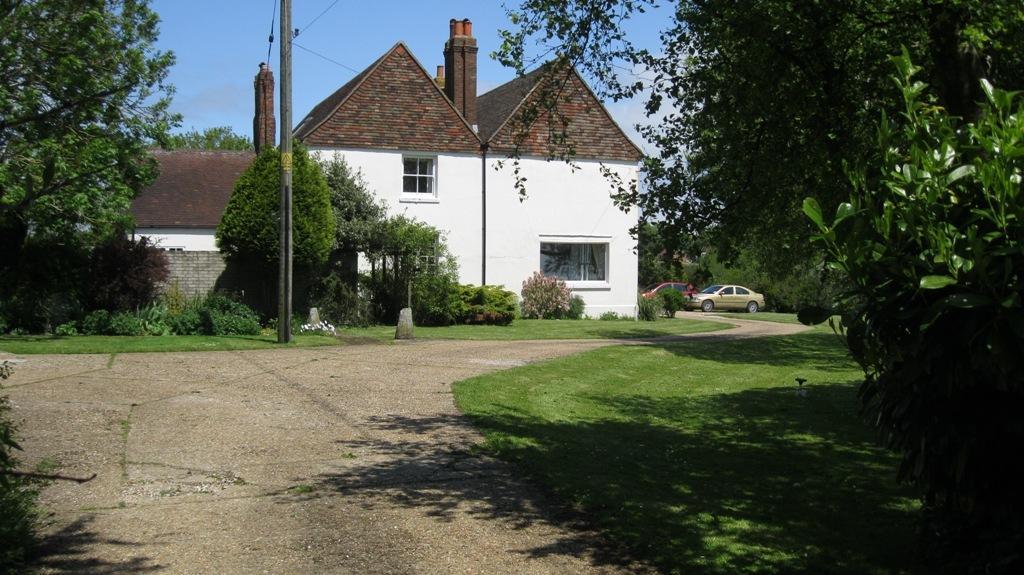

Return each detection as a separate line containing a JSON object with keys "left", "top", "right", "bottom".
{"left": 540, "top": 243, "right": 607, "bottom": 281}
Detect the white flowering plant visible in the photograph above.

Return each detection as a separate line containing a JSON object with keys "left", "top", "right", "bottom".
{"left": 299, "top": 320, "right": 336, "bottom": 335}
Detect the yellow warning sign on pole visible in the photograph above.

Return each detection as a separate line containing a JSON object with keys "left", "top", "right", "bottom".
{"left": 281, "top": 152, "right": 293, "bottom": 172}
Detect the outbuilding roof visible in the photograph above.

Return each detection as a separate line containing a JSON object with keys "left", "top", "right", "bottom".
{"left": 131, "top": 150, "right": 254, "bottom": 229}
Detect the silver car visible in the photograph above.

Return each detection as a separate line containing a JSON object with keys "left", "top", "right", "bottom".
{"left": 685, "top": 284, "right": 766, "bottom": 313}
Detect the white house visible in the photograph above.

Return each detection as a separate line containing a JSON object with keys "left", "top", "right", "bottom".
{"left": 133, "top": 18, "right": 641, "bottom": 316}
{"left": 292, "top": 19, "right": 642, "bottom": 316}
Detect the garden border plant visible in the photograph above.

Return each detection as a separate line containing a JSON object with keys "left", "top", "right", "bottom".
{"left": 801, "top": 51, "right": 1024, "bottom": 574}
{"left": 1, "top": 362, "right": 39, "bottom": 574}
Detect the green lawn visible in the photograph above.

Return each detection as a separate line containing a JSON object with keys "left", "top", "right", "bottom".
{"left": 453, "top": 329, "right": 920, "bottom": 574}
{"left": 0, "top": 334, "right": 342, "bottom": 355}
{"left": 339, "top": 317, "right": 729, "bottom": 341}
{"left": 0, "top": 318, "right": 728, "bottom": 354}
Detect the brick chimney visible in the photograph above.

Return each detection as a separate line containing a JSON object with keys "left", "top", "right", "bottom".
{"left": 253, "top": 62, "right": 275, "bottom": 153}
{"left": 443, "top": 18, "right": 478, "bottom": 127}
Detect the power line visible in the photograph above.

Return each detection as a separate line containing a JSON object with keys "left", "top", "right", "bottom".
{"left": 293, "top": 41, "right": 360, "bottom": 74}
{"left": 266, "top": 0, "right": 278, "bottom": 62}
{"left": 295, "top": 0, "right": 341, "bottom": 37}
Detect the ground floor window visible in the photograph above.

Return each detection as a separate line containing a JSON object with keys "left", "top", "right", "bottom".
{"left": 540, "top": 242, "right": 607, "bottom": 281}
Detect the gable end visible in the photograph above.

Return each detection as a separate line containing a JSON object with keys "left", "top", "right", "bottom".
{"left": 484, "top": 66, "right": 643, "bottom": 162}
{"left": 296, "top": 43, "right": 481, "bottom": 154}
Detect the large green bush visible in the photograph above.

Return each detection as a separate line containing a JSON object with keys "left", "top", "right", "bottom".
{"left": 311, "top": 270, "right": 371, "bottom": 327}
{"left": 216, "top": 146, "right": 333, "bottom": 269}
{"left": 566, "top": 295, "right": 586, "bottom": 320}
{"left": 803, "top": 52, "right": 1024, "bottom": 574}
{"left": 197, "top": 294, "right": 261, "bottom": 336}
{"left": 107, "top": 312, "right": 145, "bottom": 336}
{"left": 410, "top": 273, "right": 460, "bottom": 327}
{"left": 81, "top": 310, "right": 112, "bottom": 335}
{"left": 658, "top": 289, "right": 686, "bottom": 317}
{"left": 167, "top": 309, "right": 202, "bottom": 336}
{"left": 456, "top": 285, "right": 517, "bottom": 325}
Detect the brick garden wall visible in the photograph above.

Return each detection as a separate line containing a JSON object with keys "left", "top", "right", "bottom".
{"left": 162, "top": 250, "right": 311, "bottom": 317}
{"left": 163, "top": 251, "right": 231, "bottom": 295}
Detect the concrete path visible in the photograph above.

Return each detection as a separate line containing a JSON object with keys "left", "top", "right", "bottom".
{"left": 3, "top": 315, "right": 805, "bottom": 574}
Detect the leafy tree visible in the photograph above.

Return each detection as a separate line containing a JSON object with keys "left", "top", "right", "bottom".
{"left": 85, "top": 235, "right": 169, "bottom": 312}
{"left": 495, "top": 0, "right": 1024, "bottom": 270}
{"left": 0, "top": 0, "right": 176, "bottom": 332}
{"left": 319, "top": 154, "right": 386, "bottom": 254}
{"left": 0, "top": 0, "right": 177, "bottom": 245}
{"left": 216, "top": 146, "right": 333, "bottom": 269}
{"left": 163, "top": 126, "right": 252, "bottom": 151}
{"left": 803, "top": 55, "right": 1024, "bottom": 574}
{"left": 637, "top": 222, "right": 684, "bottom": 287}
{"left": 362, "top": 216, "right": 460, "bottom": 326}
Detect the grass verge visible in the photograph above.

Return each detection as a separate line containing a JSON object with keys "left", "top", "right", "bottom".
{"left": 0, "top": 334, "right": 341, "bottom": 355}
{"left": 453, "top": 330, "right": 920, "bottom": 574}
{"left": 339, "top": 317, "right": 729, "bottom": 341}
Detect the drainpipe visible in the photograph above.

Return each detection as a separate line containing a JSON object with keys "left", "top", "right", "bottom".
{"left": 481, "top": 143, "right": 488, "bottom": 285}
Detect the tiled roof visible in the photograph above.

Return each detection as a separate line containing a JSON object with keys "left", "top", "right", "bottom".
{"left": 131, "top": 150, "right": 254, "bottom": 228}
{"left": 477, "top": 66, "right": 546, "bottom": 141}
{"left": 296, "top": 43, "right": 642, "bottom": 161}
{"left": 292, "top": 50, "right": 389, "bottom": 141}
{"left": 295, "top": 43, "right": 481, "bottom": 152}
{"left": 482, "top": 64, "right": 644, "bottom": 162}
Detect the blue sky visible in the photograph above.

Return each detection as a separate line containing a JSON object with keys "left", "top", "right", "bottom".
{"left": 151, "top": 0, "right": 670, "bottom": 150}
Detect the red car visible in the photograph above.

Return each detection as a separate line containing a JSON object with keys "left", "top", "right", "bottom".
{"left": 641, "top": 282, "right": 697, "bottom": 299}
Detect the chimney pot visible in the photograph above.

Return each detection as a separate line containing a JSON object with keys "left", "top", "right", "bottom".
{"left": 443, "top": 17, "right": 478, "bottom": 126}
{"left": 253, "top": 62, "right": 276, "bottom": 153}
{"left": 449, "top": 18, "right": 457, "bottom": 37}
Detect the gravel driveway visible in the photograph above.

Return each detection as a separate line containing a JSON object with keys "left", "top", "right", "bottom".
{"left": 4, "top": 316, "right": 805, "bottom": 574}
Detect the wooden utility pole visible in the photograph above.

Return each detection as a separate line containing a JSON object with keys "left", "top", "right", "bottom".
{"left": 277, "top": 0, "right": 293, "bottom": 343}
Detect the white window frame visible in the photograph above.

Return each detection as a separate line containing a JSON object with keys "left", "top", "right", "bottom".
{"left": 400, "top": 154, "right": 439, "bottom": 203}
{"left": 537, "top": 235, "right": 612, "bottom": 290}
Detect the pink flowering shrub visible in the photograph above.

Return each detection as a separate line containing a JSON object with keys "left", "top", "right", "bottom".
{"left": 520, "top": 272, "right": 572, "bottom": 319}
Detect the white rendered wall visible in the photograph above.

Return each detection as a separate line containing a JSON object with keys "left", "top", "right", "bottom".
{"left": 486, "top": 157, "right": 639, "bottom": 317}
{"left": 313, "top": 148, "right": 483, "bottom": 285}
{"left": 312, "top": 148, "right": 639, "bottom": 317}
{"left": 134, "top": 228, "right": 218, "bottom": 251}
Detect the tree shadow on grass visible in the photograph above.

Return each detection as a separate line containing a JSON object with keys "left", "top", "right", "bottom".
{"left": 487, "top": 384, "right": 920, "bottom": 574}
{"left": 589, "top": 328, "right": 700, "bottom": 339}
{"left": 657, "top": 331, "right": 857, "bottom": 372}
{"left": 311, "top": 383, "right": 920, "bottom": 575}
{"left": 32, "top": 515, "right": 162, "bottom": 573}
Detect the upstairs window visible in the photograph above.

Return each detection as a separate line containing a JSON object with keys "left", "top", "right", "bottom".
{"left": 403, "top": 157, "right": 435, "bottom": 196}
{"left": 540, "top": 243, "right": 607, "bottom": 282}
